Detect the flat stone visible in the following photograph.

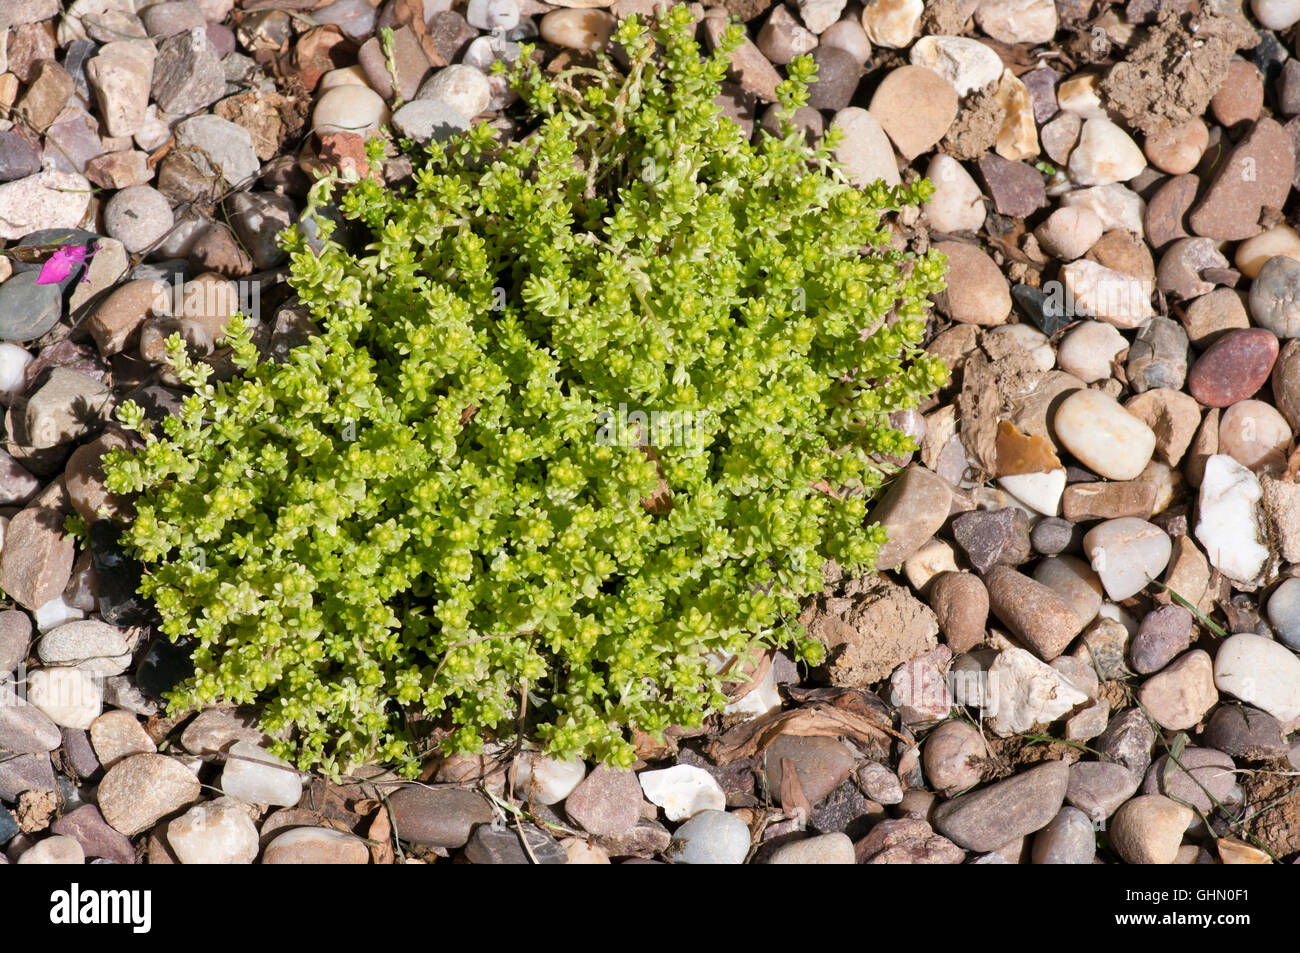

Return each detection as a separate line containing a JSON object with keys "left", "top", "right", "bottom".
{"left": 867, "top": 465, "right": 952, "bottom": 569}
{"left": 856, "top": 815, "right": 965, "bottom": 863}
{"left": 0, "top": 171, "right": 94, "bottom": 242}
{"left": 869, "top": 65, "right": 957, "bottom": 160}
{"left": 931, "top": 760, "right": 1069, "bottom": 853}
{"left": 564, "top": 766, "right": 642, "bottom": 836}
{"left": 1066, "top": 760, "right": 1141, "bottom": 822}
{"left": 38, "top": 619, "right": 131, "bottom": 676}
{"left": 1189, "top": 118, "right": 1294, "bottom": 241}
{"left": 1143, "top": 746, "right": 1235, "bottom": 813}
{"left": 763, "top": 734, "right": 855, "bottom": 806}
{"left": 386, "top": 784, "right": 494, "bottom": 848}
{"left": 638, "top": 764, "right": 726, "bottom": 821}
{"left": 89, "top": 710, "right": 155, "bottom": 768}
{"left": 50, "top": 804, "right": 135, "bottom": 864}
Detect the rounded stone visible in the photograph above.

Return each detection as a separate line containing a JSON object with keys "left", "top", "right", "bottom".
{"left": 805, "top": 46, "right": 863, "bottom": 112}
{"left": 868, "top": 66, "right": 958, "bottom": 161}
{"left": 167, "top": 798, "right": 259, "bottom": 864}
{"left": 417, "top": 65, "right": 490, "bottom": 120}
{"left": 262, "top": 826, "right": 370, "bottom": 864}
{"left": 1053, "top": 389, "right": 1156, "bottom": 481}
{"left": 1186, "top": 328, "right": 1279, "bottom": 407}
{"left": 1056, "top": 320, "right": 1126, "bottom": 383}
{"left": 830, "top": 107, "right": 901, "bottom": 188}
{"left": 1218, "top": 399, "right": 1291, "bottom": 472}
{"left": 1138, "top": 649, "right": 1218, "bottom": 731}
{"left": 1267, "top": 577, "right": 1300, "bottom": 650}
{"left": 922, "top": 718, "right": 986, "bottom": 796}
{"left": 1214, "top": 632, "right": 1300, "bottom": 722}
{"left": 1143, "top": 118, "right": 1209, "bottom": 175}
{"left": 313, "top": 84, "right": 388, "bottom": 136}
{"left": 922, "top": 154, "right": 985, "bottom": 233}
{"left": 1272, "top": 339, "right": 1300, "bottom": 430}
{"left": 765, "top": 831, "right": 855, "bottom": 864}
{"left": 933, "top": 241, "right": 1011, "bottom": 326}
{"left": 26, "top": 667, "right": 102, "bottom": 729}
{"left": 539, "top": 8, "right": 615, "bottom": 52}
{"left": 103, "top": 186, "right": 174, "bottom": 255}
{"left": 985, "top": 565, "right": 1084, "bottom": 661}
{"left": 1069, "top": 117, "right": 1146, "bottom": 186}
{"left": 668, "top": 810, "right": 751, "bottom": 864}
{"left": 1236, "top": 224, "right": 1300, "bottom": 279}
{"left": 1081, "top": 518, "right": 1171, "bottom": 602}
{"left": 1034, "top": 207, "right": 1103, "bottom": 261}
{"left": 1249, "top": 255, "right": 1300, "bottom": 338}
{"left": 97, "top": 753, "right": 202, "bottom": 836}
{"left": 929, "top": 571, "right": 988, "bottom": 654}
{"left": 1031, "top": 806, "right": 1096, "bottom": 864}
{"left": 1108, "top": 795, "right": 1193, "bottom": 865}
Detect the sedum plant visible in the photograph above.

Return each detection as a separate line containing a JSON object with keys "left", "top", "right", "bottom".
{"left": 102, "top": 7, "right": 947, "bottom": 777}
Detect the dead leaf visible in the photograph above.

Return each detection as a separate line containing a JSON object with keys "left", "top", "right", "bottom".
{"left": 390, "top": 0, "right": 449, "bottom": 68}
{"left": 706, "top": 703, "right": 896, "bottom": 765}
{"left": 778, "top": 757, "right": 810, "bottom": 824}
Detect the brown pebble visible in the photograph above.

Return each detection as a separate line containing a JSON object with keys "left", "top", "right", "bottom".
{"left": 1271, "top": 338, "right": 1300, "bottom": 431}
{"left": 1185, "top": 328, "right": 1279, "bottom": 407}
{"left": 1143, "top": 174, "right": 1198, "bottom": 250}
{"left": 929, "top": 571, "right": 989, "bottom": 654}
{"left": 1209, "top": 59, "right": 1264, "bottom": 130}
{"left": 1188, "top": 118, "right": 1295, "bottom": 241}
{"left": 1062, "top": 479, "right": 1159, "bottom": 521}
{"left": 984, "top": 565, "right": 1085, "bottom": 661}
{"left": 868, "top": 65, "right": 958, "bottom": 160}
{"left": 932, "top": 241, "right": 1011, "bottom": 326}
{"left": 1143, "top": 118, "right": 1208, "bottom": 175}
{"left": 1178, "top": 287, "right": 1250, "bottom": 348}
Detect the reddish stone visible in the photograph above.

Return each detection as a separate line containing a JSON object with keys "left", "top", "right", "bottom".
{"left": 1186, "top": 328, "right": 1279, "bottom": 407}
{"left": 1143, "top": 174, "right": 1197, "bottom": 250}
{"left": 978, "top": 154, "right": 1047, "bottom": 218}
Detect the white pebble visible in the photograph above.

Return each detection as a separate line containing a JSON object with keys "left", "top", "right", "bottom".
{"left": 1251, "top": 0, "right": 1300, "bottom": 31}
{"left": 510, "top": 751, "right": 586, "bottom": 805}
{"left": 0, "top": 343, "right": 33, "bottom": 404}
{"left": 909, "top": 35, "right": 1003, "bottom": 96}
{"left": 999, "top": 468, "right": 1066, "bottom": 516}
{"left": 1214, "top": 632, "right": 1300, "bottom": 721}
{"left": 313, "top": 84, "right": 389, "bottom": 136}
{"left": 220, "top": 741, "right": 303, "bottom": 806}
{"left": 1195, "top": 454, "right": 1269, "bottom": 585}
{"left": 922, "top": 153, "right": 985, "bottom": 232}
{"left": 26, "top": 667, "right": 102, "bottom": 729}
{"left": 638, "top": 764, "right": 727, "bottom": 821}
{"left": 1082, "top": 517, "right": 1171, "bottom": 601}
{"left": 1056, "top": 320, "right": 1126, "bottom": 382}
{"left": 417, "top": 65, "right": 491, "bottom": 120}
{"left": 1053, "top": 389, "right": 1156, "bottom": 481}
{"left": 986, "top": 646, "right": 1089, "bottom": 737}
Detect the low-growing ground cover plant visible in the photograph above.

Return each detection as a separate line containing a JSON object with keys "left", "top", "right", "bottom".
{"left": 102, "top": 6, "right": 947, "bottom": 777}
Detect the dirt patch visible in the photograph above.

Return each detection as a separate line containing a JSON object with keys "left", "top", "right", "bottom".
{"left": 941, "top": 85, "right": 1005, "bottom": 160}
{"left": 1101, "top": 8, "right": 1256, "bottom": 137}
{"left": 802, "top": 576, "right": 939, "bottom": 688}
{"left": 920, "top": 0, "right": 977, "bottom": 36}
{"left": 1241, "top": 764, "right": 1300, "bottom": 860}
{"left": 981, "top": 733, "right": 1085, "bottom": 779}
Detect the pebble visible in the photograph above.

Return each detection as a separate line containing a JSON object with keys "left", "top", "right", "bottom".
{"left": 1068, "top": 117, "right": 1146, "bottom": 186}
{"left": 1034, "top": 207, "right": 1102, "bottom": 261}
{"left": 220, "top": 741, "right": 303, "bottom": 807}
{"left": 392, "top": 99, "right": 470, "bottom": 144}
{"left": 540, "top": 8, "right": 614, "bottom": 51}
{"left": 1267, "top": 577, "right": 1300, "bottom": 650}
{"left": 1188, "top": 118, "right": 1294, "bottom": 241}
{"left": 1082, "top": 518, "right": 1170, "bottom": 602}
{"left": 510, "top": 752, "right": 585, "bottom": 805}
{"left": 1219, "top": 400, "right": 1291, "bottom": 473}
{"left": 1031, "top": 517, "right": 1079, "bottom": 555}
{"left": 860, "top": 0, "right": 922, "bottom": 48}
{"left": 88, "top": 710, "right": 155, "bottom": 768}
{"left": 173, "top": 115, "right": 259, "bottom": 189}
{"left": 565, "top": 766, "right": 643, "bottom": 836}
{"left": 922, "top": 719, "right": 986, "bottom": 795}
{"left": 1060, "top": 183, "right": 1145, "bottom": 237}
{"left": 984, "top": 565, "right": 1085, "bottom": 661}
{"left": 49, "top": 804, "right": 134, "bottom": 863}
{"left": 909, "top": 35, "right": 1002, "bottom": 96}
{"left": 1127, "top": 316, "right": 1189, "bottom": 393}
{"left": 1095, "top": 707, "right": 1157, "bottom": 775}
{"left": 1138, "top": 649, "right": 1218, "bottom": 731}
{"left": 830, "top": 108, "right": 900, "bottom": 188}
{"left": 313, "top": 83, "right": 389, "bottom": 136}
{"left": 868, "top": 66, "right": 957, "bottom": 160}
{"left": 1249, "top": 255, "right": 1300, "bottom": 338}
{"left": 1195, "top": 454, "right": 1269, "bottom": 585}
{"left": 386, "top": 785, "right": 494, "bottom": 847}
{"left": 1131, "top": 606, "right": 1194, "bottom": 675}
{"left": 1108, "top": 795, "right": 1193, "bottom": 865}
{"left": 227, "top": 192, "right": 295, "bottom": 271}
{"left": 931, "top": 760, "right": 1069, "bottom": 853}
{"left": 638, "top": 764, "right": 725, "bottom": 822}
{"left": 796, "top": 0, "right": 846, "bottom": 33}
{"left": 757, "top": 5, "right": 817, "bottom": 63}
{"left": 262, "top": 826, "right": 370, "bottom": 864}
{"left": 855, "top": 761, "right": 904, "bottom": 804}
{"left": 764, "top": 734, "right": 855, "bottom": 805}
{"left": 1066, "top": 761, "right": 1141, "bottom": 822}
{"left": 1143, "top": 747, "right": 1235, "bottom": 813}
{"left": 416, "top": 65, "right": 490, "bottom": 121}
{"left": 1143, "top": 118, "right": 1209, "bottom": 175}
{"left": 87, "top": 40, "right": 155, "bottom": 139}
{"left": 975, "top": 0, "right": 1056, "bottom": 44}
{"left": 1214, "top": 632, "right": 1300, "bottom": 722}
{"left": 1058, "top": 258, "right": 1154, "bottom": 328}
{"left": 1053, "top": 389, "right": 1156, "bottom": 481}
{"left": 1253, "top": 0, "right": 1300, "bottom": 30}
{"left": 1056, "top": 320, "right": 1126, "bottom": 383}
{"left": 0, "top": 682, "right": 61, "bottom": 754}
{"left": 1237, "top": 225, "right": 1300, "bottom": 279}
{"left": 1203, "top": 705, "right": 1288, "bottom": 759}
{"left": 16, "top": 835, "right": 84, "bottom": 865}
{"left": 24, "top": 368, "right": 113, "bottom": 449}
{"left": 922, "top": 154, "right": 985, "bottom": 233}
{"left": 1188, "top": 328, "right": 1279, "bottom": 408}
{"left": 97, "top": 753, "right": 202, "bottom": 836}
{"left": 1034, "top": 555, "right": 1103, "bottom": 629}
{"left": 466, "top": 0, "right": 519, "bottom": 31}
{"left": 986, "top": 646, "right": 1090, "bottom": 736}
{"left": 668, "top": 810, "right": 750, "bottom": 864}
{"left": 151, "top": 26, "right": 224, "bottom": 117}
{"left": 0, "top": 170, "right": 94, "bottom": 242}
{"left": 38, "top": 619, "right": 131, "bottom": 676}
{"left": 167, "top": 797, "right": 259, "bottom": 864}
{"left": 26, "top": 667, "right": 102, "bottom": 729}
{"left": 1031, "top": 806, "right": 1096, "bottom": 864}
{"left": 1144, "top": 175, "right": 1198, "bottom": 249}
{"left": 867, "top": 465, "right": 952, "bottom": 568}
{"left": 1041, "top": 112, "right": 1081, "bottom": 165}
{"left": 805, "top": 46, "right": 862, "bottom": 112}
{"left": 978, "top": 154, "right": 1045, "bottom": 218}
{"left": 1210, "top": 59, "right": 1264, "bottom": 129}
{"left": 933, "top": 241, "right": 1011, "bottom": 326}
{"left": 765, "top": 832, "right": 855, "bottom": 864}
{"left": 819, "top": 19, "right": 872, "bottom": 64}
{"left": 952, "top": 508, "right": 1031, "bottom": 573}
{"left": 1274, "top": 340, "right": 1300, "bottom": 432}
{"left": 929, "top": 571, "right": 989, "bottom": 653}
